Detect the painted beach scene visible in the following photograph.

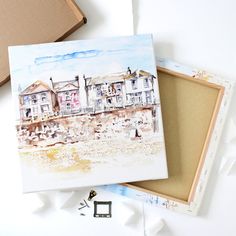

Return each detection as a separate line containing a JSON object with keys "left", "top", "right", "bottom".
{"left": 9, "top": 35, "right": 167, "bottom": 192}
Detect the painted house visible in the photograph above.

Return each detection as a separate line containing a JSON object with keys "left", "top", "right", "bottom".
{"left": 124, "top": 69, "right": 156, "bottom": 106}
{"left": 50, "top": 77, "right": 80, "bottom": 115}
{"left": 18, "top": 68, "right": 156, "bottom": 122}
{"left": 84, "top": 73, "right": 126, "bottom": 111}
{"left": 19, "top": 80, "right": 57, "bottom": 121}
{"left": 84, "top": 68, "right": 156, "bottom": 111}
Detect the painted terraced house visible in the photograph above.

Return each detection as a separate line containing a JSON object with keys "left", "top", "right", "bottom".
{"left": 19, "top": 76, "right": 80, "bottom": 121}
{"left": 18, "top": 68, "right": 156, "bottom": 122}
{"left": 84, "top": 67, "right": 156, "bottom": 111}
{"left": 50, "top": 76, "right": 80, "bottom": 115}
{"left": 19, "top": 80, "right": 57, "bottom": 121}
{"left": 84, "top": 72, "right": 126, "bottom": 111}
{"left": 124, "top": 68, "right": 156, "bottom": 105}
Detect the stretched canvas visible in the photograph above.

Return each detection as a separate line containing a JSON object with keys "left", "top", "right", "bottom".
{"left": 9, "top": 35, "right": 167, "bottom": 192}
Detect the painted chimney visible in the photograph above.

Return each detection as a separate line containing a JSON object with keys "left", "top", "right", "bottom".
{"left": 75, "top": 75, "right": 79, "bottom": 87}
{"left": 127, "top": 67, "right": 131, "bottom": 74}
{"left": 49, "top": 77, "right": 54, "bottom": 89}
{"left": 83, "top": 74, "right": 87, "bottom": 87}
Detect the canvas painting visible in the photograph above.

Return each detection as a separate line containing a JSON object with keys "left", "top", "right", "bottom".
{"left": 9, "top": 35, "right": 168, "bottom": 193}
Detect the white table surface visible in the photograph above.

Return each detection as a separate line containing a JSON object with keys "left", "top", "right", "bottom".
{"left": 0, "top": 0, "right": 236, "bottom": 235}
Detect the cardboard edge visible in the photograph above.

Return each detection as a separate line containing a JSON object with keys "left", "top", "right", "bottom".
{"left": 187, "top": 85, "right": 225, "bottom": 202}
{"left": 0, "top": 75, "right": 10, "bottom": 87}
{"left": 123, "top": 183, "right": 190, "bottom": 205}
{"left": 1, "top": 0, "right": 87, "bottom": 86}
{"left": 66, "top": 0, "right": 87, "bottom": 24}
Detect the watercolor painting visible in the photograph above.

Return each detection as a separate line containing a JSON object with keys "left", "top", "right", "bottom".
{"left": 9, "top": 35, "right": 168, "bottom": 192}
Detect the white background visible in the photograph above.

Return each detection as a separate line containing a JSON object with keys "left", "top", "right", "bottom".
{"left": 0, "top": 0, "right": 236, "bottom": 235}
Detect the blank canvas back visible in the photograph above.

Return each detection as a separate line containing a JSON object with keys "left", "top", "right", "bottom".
{"left": 0, "top": 0, "right": 86, "bottom": 86}
{"left": 130, "top": 71, "right": 220, "bottom": 202}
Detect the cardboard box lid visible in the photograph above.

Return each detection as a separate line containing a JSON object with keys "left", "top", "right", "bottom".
{"left": 0, "top": 0, "right": 86, "bottom": 86}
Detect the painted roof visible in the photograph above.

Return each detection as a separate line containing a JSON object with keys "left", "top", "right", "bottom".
{"left": 124, "top": 70, "right": 154, "bottom": 80}
{"left": 53, "top": 79, "right": 79, "bottom": 91}
{"left": 55, "top": 83, "right": 79, "bottom": 92}
{"left": 139, "top": 70, "right": 155, "bottom": 77}
{"left": 85, "top": 69, "right": 154, "bottom": 86}
{"left": 91, "top": 72, "right": 125, "bottom": 85}
{"left": 20, "top": 80, "right": 52, "bottom": 95}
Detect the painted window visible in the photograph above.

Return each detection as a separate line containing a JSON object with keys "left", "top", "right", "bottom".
{"left": 41, "top": 92, "right": 47, "bottom": 102}
{"left": 116, "top": 96, "right": 122, "bottom": 104}
{"left": 96, "top": 99, "right": 102, "bottom": 108}
{"left": 72, "top": 92, "right": 79, "bottom": 102}
{"left": 66, "top": 103, "right": 71, "bottom": 110}
{"left": 143, "top": 78, "right": 149, "bottom": 88}
{"left": 23, "top": 96, "right": 30, "bottom": 105}
{"left": 41, "top": 104, "right": 49, "bottom": 113}
{"left": 101, "top": 84, "right": 108, "bottom": 94}
{"left": 25, "top": 108, "right": 31, "bottom": 118}
{"left": 145, "top": 91, "right": 152, "bottom": 103}
{"left": 134, "top": 92, "right": 142, "bottom": 103}
{"left": 115, "top": 83, "right": 122, "bottom": 93}
{"left": 108, "top": 85, "right": 113, "bottom": 94}
{"left": 131, "top": 79, "right": 137, "bottom": 90}
{"left": 107, "top": 97, "right": 112, "bottom": 104}
{"left": 126, "top": 94, "right": 134, "bottom": 104}
{"left": 96, "top": 86, "right": 102, "bottom": 96}
{"left": 65, "top": 91, "right": 71, "bottom": 101}
{"left": 33, "top": 107, "right": 38, "bottom": 114}
{"left": 31, "top": 95, "right": 37, "bottom": 104}
{"left": 130, "top": 94, "right": 135, "bottom": 103}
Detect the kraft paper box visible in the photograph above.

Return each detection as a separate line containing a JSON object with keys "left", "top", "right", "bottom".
{"left": 0, "top": 0, "right": 86, "bottom": 86}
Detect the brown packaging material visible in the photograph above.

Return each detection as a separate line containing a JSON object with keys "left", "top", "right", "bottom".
{"left": 0, "top": 0, "right": 86, "bottom": 86}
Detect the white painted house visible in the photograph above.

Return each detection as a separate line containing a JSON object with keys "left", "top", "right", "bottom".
{"left": 84, "top": 68, "right": 157, "bottom": 111}
{"left": 124, "top": 70, "right": 156, "bottom": 106}
{"left": 19, "top": 80, "right": 57, "bottom": 121}
{"left": 50, "top": 77, "right": 80, "bottom": 115}
{"left": 84, "top": 72, "right": 126, "bottom": 111}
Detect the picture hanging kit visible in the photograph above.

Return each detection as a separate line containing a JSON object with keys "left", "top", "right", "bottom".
{"left": 78, "top": 199, "right": 90, "bottom": 210}
{"left": 93, "top": 201, "right": 112, "bottom": 218}
{"left": 88, "top": 190, "right": 97, "bottom": 201}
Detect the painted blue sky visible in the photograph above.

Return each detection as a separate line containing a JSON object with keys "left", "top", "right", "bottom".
{"left": 9, "top": 34, "right": 156, "bottom": 117}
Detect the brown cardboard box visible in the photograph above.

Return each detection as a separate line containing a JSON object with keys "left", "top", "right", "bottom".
{"left": 0, "top": 0, "right": 86, "bottom": 86}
